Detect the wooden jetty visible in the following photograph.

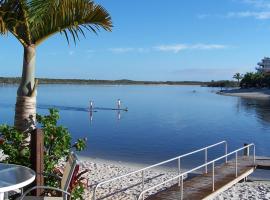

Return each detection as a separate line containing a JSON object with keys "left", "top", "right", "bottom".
{"left": 94, "top": 142, "right": 262, "bottom": 200}
{"left": 256, "top": 156, "right": 270, "bottom": 170}
{"left": 146, "top": 156, "right": 255, "bottom": 200}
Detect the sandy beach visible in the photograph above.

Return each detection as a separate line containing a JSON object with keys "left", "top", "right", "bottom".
{"left": 78, "top": 157, "right": 270, "bottom": 200}
{"left": 218, "top": 88, "right": 270, "bottom": 99}
{"left": 78, "top": 156, "right": 181, "bottom": 200}
{"left": 1, "top": 151, "right": 270, "bottom": 199}
{"left": 214, "top": 181, "right": 270, "bottom": 200}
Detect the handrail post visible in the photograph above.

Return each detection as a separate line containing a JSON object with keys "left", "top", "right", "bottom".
{"left": 212, "top": 162, "right": 215, "bottom": 191}
{"left": 93, "top": 186, "right": 97, "bottom": 200}
{"left": 235, "top": 152, "right": 238, "bottom": 177}
{"left": 180, "top": 175, "right": 183, "bottom": 200}
{"left": 225, "top": 142, "right": 228, "bottom": 163}
{"left": 244, "top": 143, "right": 250, "bottom": 156}
{"left": 142, "top": 170, "right": 145, "bottom": 200}
{"left": 253, "top": 145, "right": 256, "bottom": 165}
{"left": 205, "top": 148, "right": 208, "bottom": 174}
{"left": 178, "top": 158, "right": 181, "bottom": 186}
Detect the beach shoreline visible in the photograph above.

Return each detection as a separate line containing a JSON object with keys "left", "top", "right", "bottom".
{"left": 1, "top": 151, "right": 270, "bottom": 199}
{"left": 78, "top": 156, "right": 182, "bottom": 200}
{"left": 217, "top": 88, "right": 270, "bottom": 99}
{"left": 78, "top": 156, "right": 270, "bottom": 200}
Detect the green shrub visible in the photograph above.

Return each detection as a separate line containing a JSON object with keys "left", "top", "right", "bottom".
{"left": 0, "top": 108, "right": 87, "bottom": 199}
{"left": 206, "top": 80, "right": 238, "bottom": 88}
{"left": 240, "top": 72, "right": 267, "bottom": 88}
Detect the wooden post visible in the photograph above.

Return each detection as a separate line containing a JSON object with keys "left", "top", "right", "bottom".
{"left": 30, "top": 128, "right": 44, "bottom": 196}
{"left": 243, "top": 143, "right": 249, "bottom": 156}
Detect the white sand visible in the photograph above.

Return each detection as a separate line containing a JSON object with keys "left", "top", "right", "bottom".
{"left": 78, "top": 157, "right": 270, "bottom": 200}
{"left": 218, "top": 88, "right": 270, "bottom": 99}
{"left": 78, "top": 157, "right": 181, "bottom": 200}
{"left": 1, "top": 151, "right": 270, "bottom": 199}
{"left": 215, "top": 181, "right": 270, "bottom": 200}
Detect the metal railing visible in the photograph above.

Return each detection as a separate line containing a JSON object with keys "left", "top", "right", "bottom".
{"left": 92, "top": 141, "right": 227, "bottom": 200}
{"left": 138, "top": 143, "right": 256, "bottom": 200}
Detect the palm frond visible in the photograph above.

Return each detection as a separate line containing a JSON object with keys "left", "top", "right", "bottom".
{"left": 0, "top": 2, "right": 8, "bottom": 34}
{"left": 29, "top": 0, "right": 113, "bottom": 45}
{"left": 0, "top": 0, "right": 112, "bottom": 46}
{"left": 0, "top": 0, "right": 30, "bottom": 46}
{"left": 0, "top": 13, "right": 7, "bottom": 34}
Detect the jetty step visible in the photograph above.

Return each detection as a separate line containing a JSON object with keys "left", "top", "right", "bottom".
{"left": 146, "top": 156, "right": 255, "bottom": 200}
{"left": 256, "top": 156, "right": 270, "bottom": 170}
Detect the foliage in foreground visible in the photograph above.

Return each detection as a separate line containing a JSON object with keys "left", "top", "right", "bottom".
{"left": 0, "top": 109, "right": 87, "bottom": 199}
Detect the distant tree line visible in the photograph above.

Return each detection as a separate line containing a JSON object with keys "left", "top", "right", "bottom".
{"left": 0, "top": 77, "right": 207, "bottom": 86}
{"left": 206, "top": 80, "right": 238, "bottom": 88}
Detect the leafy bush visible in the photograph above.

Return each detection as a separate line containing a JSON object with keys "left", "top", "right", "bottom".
{"left": 206, "top": 80, "right": 238, "bottom": 88}
{"left": 0, "top": 108, "right": 87, "bottom": 199}
{"left": 0, "top": 125, "right": 30, "bottom": 167}
{"left": 240, "top": 72, "right": 269, "bottom": 88}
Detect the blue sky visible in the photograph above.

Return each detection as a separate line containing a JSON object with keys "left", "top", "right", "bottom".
{"left": 1, "top": 0, "right": 270, "bottom": 81}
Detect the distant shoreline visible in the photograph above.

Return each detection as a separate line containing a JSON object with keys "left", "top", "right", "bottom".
{"left": 218, "top": 88, "right": 270, "bottom": 99}
{"left": 0, "top": 77, "right": 206, "bottom": 86}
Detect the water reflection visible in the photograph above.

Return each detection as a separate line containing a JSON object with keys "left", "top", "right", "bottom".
{"left": 1, "top": 85, "right": 270, "bottom": 164}
{"left": 238, "top": 98, "right": 270, "bottom": 125}
{"left": 88, "top": 99, "right": 127, "bottom": 122}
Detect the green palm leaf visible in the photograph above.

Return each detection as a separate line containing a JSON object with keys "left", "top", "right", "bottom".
{"left": 0, "top": 0, "right": 112, "bottom": 46}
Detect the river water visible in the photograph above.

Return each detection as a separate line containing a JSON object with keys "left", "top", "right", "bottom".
{"left": 1, "top": 85, "right": 269, "bottom": 168}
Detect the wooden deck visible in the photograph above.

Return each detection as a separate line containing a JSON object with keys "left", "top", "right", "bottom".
{"left": 256, "top": 156, "right": 270, "bottom": 170}
{"left": 146, "top": 156, "right": 255, "bottom": 200}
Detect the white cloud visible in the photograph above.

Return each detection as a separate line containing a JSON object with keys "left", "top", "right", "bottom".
{"left": 108, "top": 44, "right": 227, "bottom": 54}
{"left": 108, "top": 48, "right": 135, "bottom": 53}
{"left": 197, "top": 14, "right": 211, "bottom": 19}
{"left": 68, "top": 51, "right": 75, "bottom": 56}
{"left": 226, "top": 11, "right": 270, "bottom": 19}
{"left": 240, "top": 0, "right": 270, "bottom": 8}
{"left": 108, "top": 47, "right": 149, "bottom": 53}
{"left": 199, "top": 0, "right": 270, "bottom": 20}
{"left": 137, "top": 48, "right": 149, "bottom": 53}
{"left": 86, "top": 49, "right": 95, "bottom": 53}
{"left": 155, "top": 44, "right": 187, "bottom": 53}
{"left": 191, "top": 44, "right": 228, "bottom": 50}
{"left": 155, "top": 44, "right": 227, "bottom": 53}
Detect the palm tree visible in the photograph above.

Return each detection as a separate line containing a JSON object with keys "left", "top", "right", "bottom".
{"left": 0, "top": 0, "right": 112, "bottom": 133}
{"left": 233, "top": 73, "right": 243, "bottom": 85}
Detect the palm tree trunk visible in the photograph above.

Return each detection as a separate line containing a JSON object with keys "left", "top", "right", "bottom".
{"left": 14, "top": 45, "right": 37, "bottom": 133}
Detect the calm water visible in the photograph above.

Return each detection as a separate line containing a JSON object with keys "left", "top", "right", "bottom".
{"left": 1, "top": 85, "right": 270, "bottom": 168}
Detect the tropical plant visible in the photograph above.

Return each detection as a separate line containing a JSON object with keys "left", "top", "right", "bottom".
{"left": 207, "top": 80, "right": 238, "bottom": 88}
{"left": 0, "top": 0, "right": 112, "bottom": 133}
{"left": 240, "top": 72, "right": 266, "bottom": 88}
{"left": 0, "top": 108, "right": 87, "bottom": 198}
{"left": 233, "top": 73, "right": 243, "bottom": 85}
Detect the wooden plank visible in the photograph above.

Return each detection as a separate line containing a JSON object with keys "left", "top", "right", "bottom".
{"left": 203, "top": 168, "right": 255, "bottom": 200}
{"left": 146, "top": 156, "right": 255, "bottom": 200}
{"left": 256, "top": 156, "right": 270, "bottom": 170}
